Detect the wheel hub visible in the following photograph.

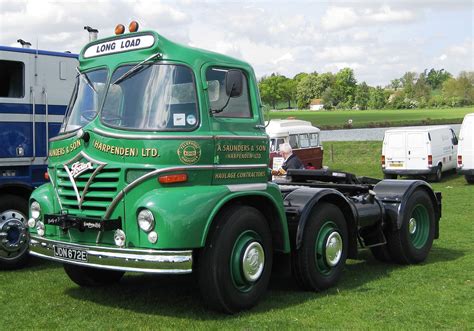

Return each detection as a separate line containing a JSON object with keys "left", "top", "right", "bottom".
{"left": 0, "top": 210, "right": 28, "bottom": 253}
{"left": 409, "top": 218, "right": 417, "bottom": 234}
{"left": 325, "top": 231, "right": 343, "bottom": 267}
{"left": 241, "top": 241, "right": 265, "bottom": 282}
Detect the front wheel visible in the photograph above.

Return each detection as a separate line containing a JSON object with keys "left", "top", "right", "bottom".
{"left": 197, "top": 205, "right": 272, "bottom": 314}
{"left": 386, "top": 189, "right": 436, "bottom": 264}
{"left": 0, "top": 195, "right": 30, "bottom": 270}
{"left": 293, "top": 202, "right": 348, "bottom": 291}
{"left": 63, "top": 264, "right": 125, "bottom": 286}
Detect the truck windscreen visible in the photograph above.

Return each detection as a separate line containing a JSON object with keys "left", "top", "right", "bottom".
{"left": 61, "top": 69, "right": 108, "bottom": 133}
{"left": 101, "top": 64, "right": 198, "bottom": 131}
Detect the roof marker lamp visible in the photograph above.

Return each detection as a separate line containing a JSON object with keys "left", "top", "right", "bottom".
{"left": 129, "top": 21, "right": 139, "bottom": 32}
{"left": 115, "top": 24, "right": 125, "bottom": 35}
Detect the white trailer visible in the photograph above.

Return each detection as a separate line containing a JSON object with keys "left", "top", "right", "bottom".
{"left": 457, "top": 113, "right": 474, "bottom": 184}
{"left": 382, "top": 126, "right": 458, "bottom": 181}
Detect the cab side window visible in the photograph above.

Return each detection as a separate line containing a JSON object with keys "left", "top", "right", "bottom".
{"left": 0, "top": 60, "right": 24, "bottom": 98}
{"left": 289, "top": 135, "right": 298, "bottom": 149}
{"left": 206, "top": 67, "right": 251, "bottom": 118}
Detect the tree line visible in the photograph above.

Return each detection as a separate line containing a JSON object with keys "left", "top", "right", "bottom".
{"left": 258, "top": 68, "right": 474, "bottom": 110}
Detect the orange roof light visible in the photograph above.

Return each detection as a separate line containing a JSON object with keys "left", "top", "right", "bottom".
{"left": 129, "top": 21, "right": 139, "bottom": 33}
{"left": 115, "top": 24, "right": 125, "bottom": 35}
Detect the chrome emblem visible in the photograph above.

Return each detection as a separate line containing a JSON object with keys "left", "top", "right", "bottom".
{"left": 70, "top": 161, "right": 93, "bottom": 178}
{"left": 63, "top": 152, "right": 107, "bottom": 209}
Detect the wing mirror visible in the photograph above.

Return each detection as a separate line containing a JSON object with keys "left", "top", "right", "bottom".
{"left": 225, "top": 69, "right": 243, "bottom": 98}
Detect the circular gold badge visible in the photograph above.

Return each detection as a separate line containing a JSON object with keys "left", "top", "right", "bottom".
{"left": 177, "top": 141, "right": 201, "bottom": 164}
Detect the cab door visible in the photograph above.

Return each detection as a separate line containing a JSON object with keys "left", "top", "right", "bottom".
{"left": 203, "top": 65, "right": 268, "bottom": 185}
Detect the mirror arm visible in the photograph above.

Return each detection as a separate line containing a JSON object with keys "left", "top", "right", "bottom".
{"left": 210, "top": 82, "right": 235, "bottom": 115}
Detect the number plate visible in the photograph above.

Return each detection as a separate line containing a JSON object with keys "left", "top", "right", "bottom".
{"left": 53, "top": 245, "right": 88, "bottom": 262}
{"left": 389, "top": 162, "right": 404, "bottom": 168}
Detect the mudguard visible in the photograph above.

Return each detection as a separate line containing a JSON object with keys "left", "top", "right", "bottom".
{"left": 373, "top": 179, "right": 441, "bottom": 237}
{"left": 283, "top": 187, "right": 358, "bottom": 258}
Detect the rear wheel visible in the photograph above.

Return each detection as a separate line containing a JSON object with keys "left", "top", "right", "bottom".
{"left": 386, "top": 190, "right": 436, "bottom": 264}
{"left": 197, "top": 205, "right": 272, "bottom": 314}
{"left": 293, "top": 202, "right": 348, "bottom": 291}
{"left": 465, "top": 175, "right": 474, "bottom": 184}
{"left": 63, "top": 264, "right": 125, "bottom": 286}
{"left": 0, "top": 195, "right": 30, "bottom": 270}
{"left": 430, "top": 165, "right": 442, "bottom": 182}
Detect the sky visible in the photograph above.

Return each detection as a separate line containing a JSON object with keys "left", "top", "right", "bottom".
{"left": 0, "top": 0, "right": 472, "bottom": 86}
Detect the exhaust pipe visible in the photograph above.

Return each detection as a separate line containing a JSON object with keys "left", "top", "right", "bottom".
{"left": 17, "top": 39, "right": 32, "bottom": 49}
{"left": 84, "top": 26, "right": 99, "bottom": 42}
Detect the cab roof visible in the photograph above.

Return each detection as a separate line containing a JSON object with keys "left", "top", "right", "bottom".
{"left": 79, "top": 30, "right": 252, "bottom": 72}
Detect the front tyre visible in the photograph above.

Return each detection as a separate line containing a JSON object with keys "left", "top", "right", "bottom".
{"left": 293, "top": 202, "right": 348, "bottom": 291}
{"left": 197, "top": 205, "right": 272, "bottom": 314}
{"left": 63, "top": 264, "right": 125, "bottom": 286}
{"left": 0, "top": 195, "right": 30, "bottom": 270}
{"left": 386, "top": 189, "right": 436, "bottom": 264}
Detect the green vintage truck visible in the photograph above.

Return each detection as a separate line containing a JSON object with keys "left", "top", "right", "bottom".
{"left": 28, "top": 23, "right": 442, "bottom": 313}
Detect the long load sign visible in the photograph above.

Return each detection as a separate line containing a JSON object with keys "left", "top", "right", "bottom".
{"left": 83, "top": 34, "right": 155, "bottom": 58}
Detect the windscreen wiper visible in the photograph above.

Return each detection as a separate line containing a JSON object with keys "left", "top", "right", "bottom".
{"left": 76, "top": 67, "right": 97, "bottom": 93}
{"left": 113, "top": 52, "right": 162, "bottom": 85}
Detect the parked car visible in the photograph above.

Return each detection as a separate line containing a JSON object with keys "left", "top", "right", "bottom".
{"left": 382, "top": 126, "right": 458, "bottom": 181}
{"left": 457, "top": 113, "right": 474, "bottom": 184}
{"left": 266, "top": 119, "right": 323, "bottom": 169}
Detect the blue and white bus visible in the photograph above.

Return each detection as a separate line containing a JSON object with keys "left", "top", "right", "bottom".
{"left": 0, "top": 45, "right": 77, "bottom": 268}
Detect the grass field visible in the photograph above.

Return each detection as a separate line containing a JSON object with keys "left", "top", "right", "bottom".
{"left": 268, "top": 107, "right": 473, "bottom": 129}
{"left": 1, "top": 141, "right": 472, "bottom": 329}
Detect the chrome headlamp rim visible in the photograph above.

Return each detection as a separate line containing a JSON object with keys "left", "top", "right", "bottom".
{"left": 31, "top": 201, "right": 41, "bottom": 219}
{"left": 137, "top": 209, "right": 155, "bottom": 233}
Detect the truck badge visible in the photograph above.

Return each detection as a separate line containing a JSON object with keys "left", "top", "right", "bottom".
{"left": 70, "top": 161, "right": 94, "bottom": 178}
{"left": 177, "top": 141, "right": 201, "bottom": 165}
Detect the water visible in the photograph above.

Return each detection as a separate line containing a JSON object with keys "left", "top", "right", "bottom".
{"left": 320, "top": 124, "right": 462, "bottom": 142}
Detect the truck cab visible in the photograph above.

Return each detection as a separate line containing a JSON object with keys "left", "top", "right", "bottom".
{"left": 28, "top": 25, "right": 442, "bottom": 313}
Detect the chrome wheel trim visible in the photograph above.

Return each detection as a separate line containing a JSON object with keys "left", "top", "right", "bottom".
{"left": 242, "top": 241, "right": 265, "bottom": 282}
{"left": 325, "top": 231, "right": 343, "bottom": 267}
{"left": 409, "top": 217, "right": 417, "bottom": 235}
{"left": 0, "top": 209, "right": 28, "bottom": 254}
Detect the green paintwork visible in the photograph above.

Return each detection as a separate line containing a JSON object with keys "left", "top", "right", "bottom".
{"left": 410, "top": 204, "right": 430, "bottom": 249}
{"left": 30, "top": 29, "right": 290, "bottom": 254}
{"left": 315, "top": 221, "right": 338, "bottom": 275}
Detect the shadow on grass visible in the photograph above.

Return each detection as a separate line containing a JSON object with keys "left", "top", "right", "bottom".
{"left": 1, "top": 255, "right": 61, "bottom": 273}
{"left": 64, "top": 245, "right": 465, "bottom": 318}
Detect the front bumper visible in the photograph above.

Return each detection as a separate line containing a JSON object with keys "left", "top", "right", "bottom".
{"left": 29, "top": 236, "right": 192, "bottom": 274}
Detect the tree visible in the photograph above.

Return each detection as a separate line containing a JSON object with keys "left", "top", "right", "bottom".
{"left": 368, "top": 86, "right": 387, "bottom": 109}
{"left": 331, "top": 68, "right": 357, "bottom": 108}
{"left": 355, "top": 82, "right": 370, "bottom": 110}
{"left": 390, "top": 78, "right": 401, "bottom": 90}
{"left": 280, "top": 77, "right": 297, "bottom": 109}
{"left": 413, "top": 73, "right": 431, "bottom": 101}
{"left": 258, "top": 74, "right": 286, "bottom": 109}
{"left": 425, "top": 68, "right": 452, "bottom": 90}
{"left": 442, "top": 73, "right": 474, "bottom": 106}
{"left": 401, "top": 72, "right": 416, "bottom": 98}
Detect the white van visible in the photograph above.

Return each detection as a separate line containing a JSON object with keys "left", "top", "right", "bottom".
{"left": 457, "top": 113, "right": 474, "bottom": 184}
{"left": 382, "top": 126, "right": 458, "bottom": 181}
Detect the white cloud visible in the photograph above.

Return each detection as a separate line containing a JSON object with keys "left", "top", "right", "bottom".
{"left": 321, "top": 5, "right": 416, "bottom": 31}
